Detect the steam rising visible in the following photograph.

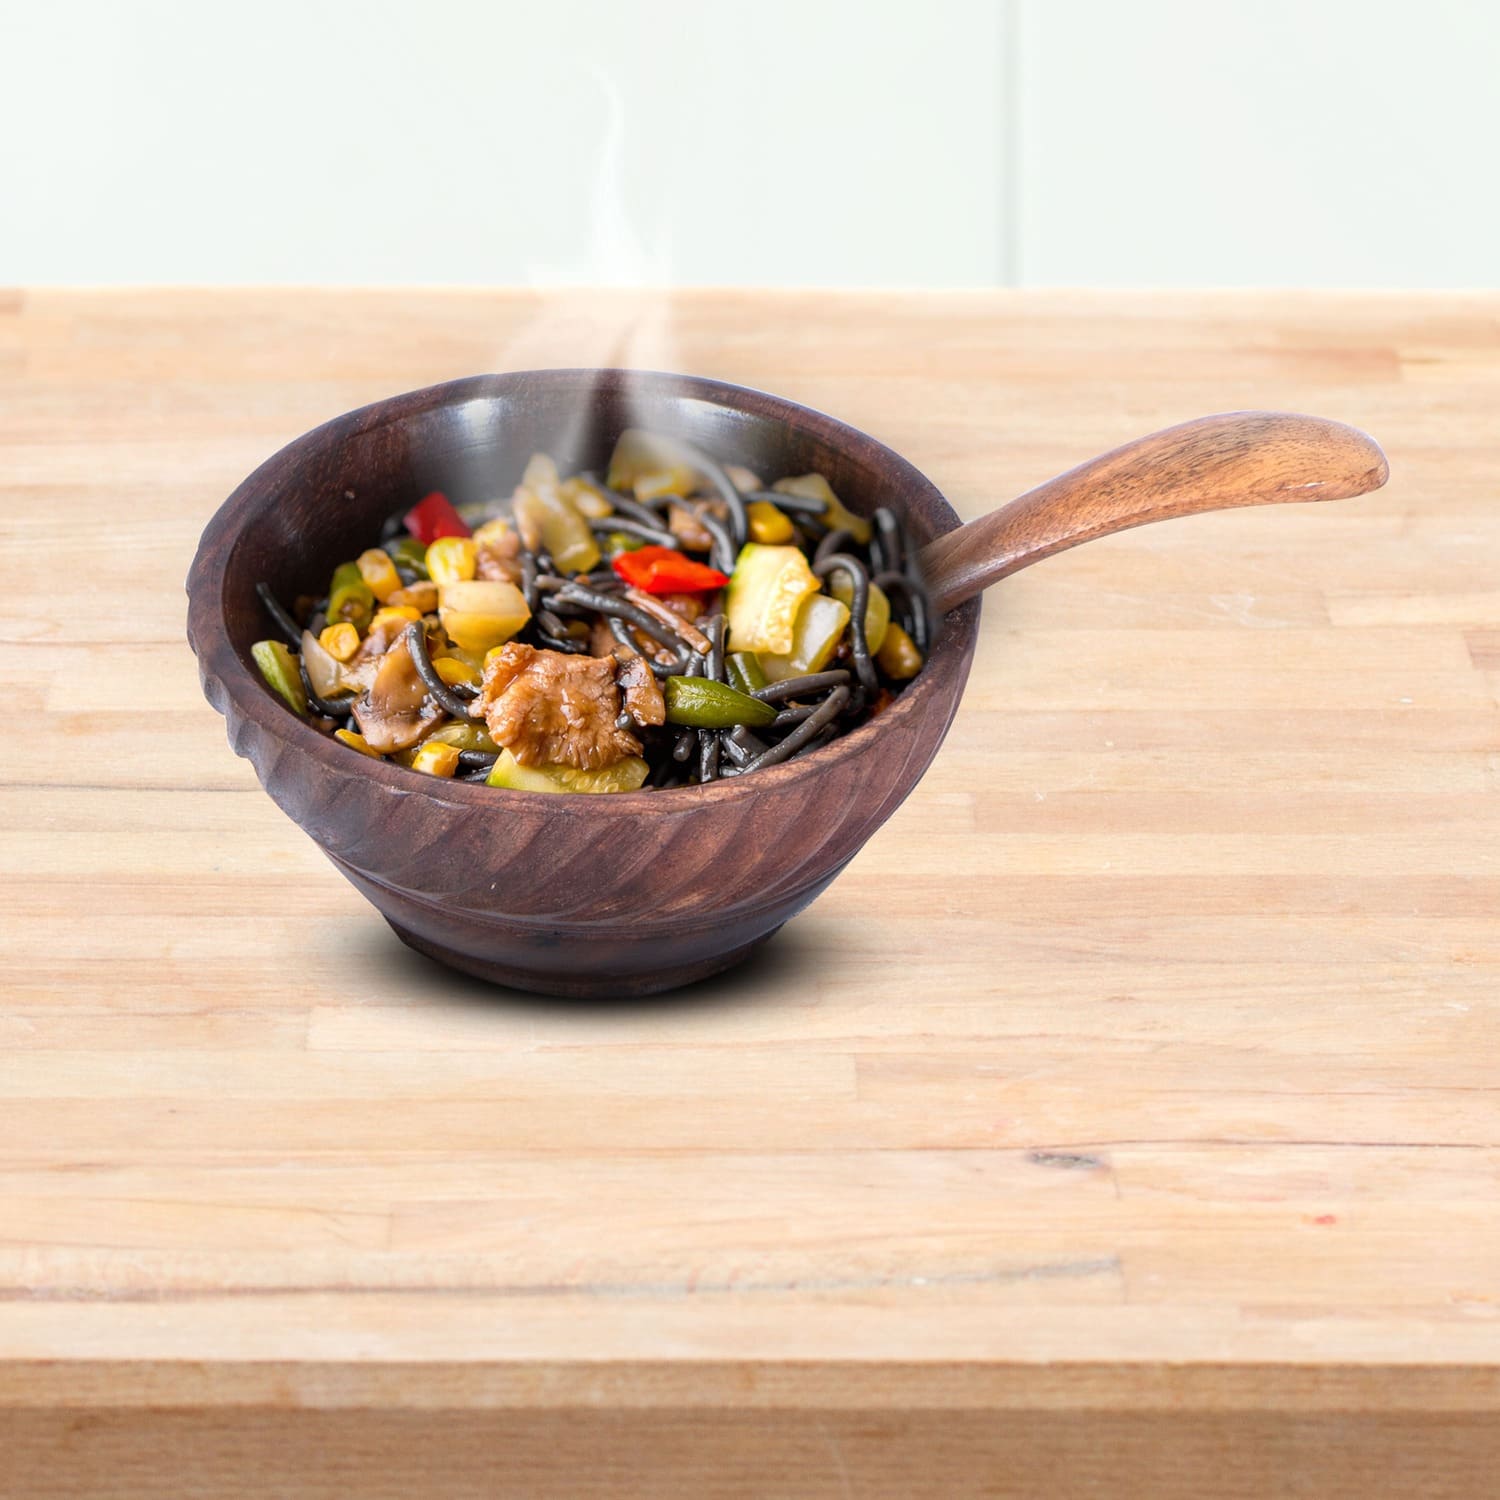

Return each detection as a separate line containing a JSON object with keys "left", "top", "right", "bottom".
{"left": 496, "top": 64, "right": 677, "bottom": 428}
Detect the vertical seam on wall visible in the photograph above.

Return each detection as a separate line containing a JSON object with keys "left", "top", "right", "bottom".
{"left": 1001, "top": 0, "right": 1022, "bottom": 286}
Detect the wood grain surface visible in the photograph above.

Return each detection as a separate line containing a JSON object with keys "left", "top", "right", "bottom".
{"left": 2, "top": 289, "right": 1498, "bottom": 1496}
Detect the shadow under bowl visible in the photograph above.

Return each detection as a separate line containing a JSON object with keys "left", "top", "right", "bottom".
{"left": 186, "top": 370, "right": 981, "bottom": 997}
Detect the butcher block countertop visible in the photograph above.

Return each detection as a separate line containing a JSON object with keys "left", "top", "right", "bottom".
{"left": 2, "top": 290, "right": 1498, "bottom": 1497}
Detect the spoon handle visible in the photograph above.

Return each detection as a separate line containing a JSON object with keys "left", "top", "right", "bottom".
{"left": 920, "top": 410, "right": 1389, "bottom": 616}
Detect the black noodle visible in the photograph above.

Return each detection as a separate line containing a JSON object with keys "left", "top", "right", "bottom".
{"left": 578, "top": 475, "right": 664, "bottom": 531}
{"left": 256, "top": 582, "right": 303, "bottom": 647}
{"left": 608, "top": 614, "right": 683, "bottom": 678}
{"left": 872, "top": 507, "right": 904, "bottom": 576}
{"left": 403, "top": 621, "right": 484, "bottom": 722}
{"left": 553, "top": 583, "right": 702, "bottom": 662}
{"left": 680, "top": 444, "right": 749, "bottom": 551}
{"left": 813, "top": 553, "right": 879, "bottom": 697}
{"left": 297, "top": 654, "right": 355, "bottom": 719}
{"left": 746, "top": 489, "right": 824, "bottom": 516}
{"left": 813, "top": 529, "right": 854, "bottom": 567}
{"left": 696, "top": 508, "right": 736, "bottom": 575}
{"left": 738, "top": 687, "right": 851, "bottom": 774}
{"left": 752, "top": 670, "right": 852, "bottom": 703}
{"left": 873, "top": 570, "right": 932, "bottom": 653}
{"left": 589, "top": 515, "right": 677, "bottom": 549}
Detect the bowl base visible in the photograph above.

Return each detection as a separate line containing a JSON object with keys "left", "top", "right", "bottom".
{"left": 385, "top": 918, "right": 783, "bottom": 1000}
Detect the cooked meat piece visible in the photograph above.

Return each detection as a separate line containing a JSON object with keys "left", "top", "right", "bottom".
{"left": 617, "top": 655, "right": 666, "bottom": 727}
{"left": 588, "top": 615, "right": 679, "bottom": 668}
{"left": 667, "top": 502, "right": 714, "bottom": 553}
{"left": 658, "top": 592, "right": 706, "bottom": 624}
{"left": 590, "top": 615, "right": 627, "bottom": 659}
{"left": 476, "top": 526, "right": 524, "bottom": 584}
{"left": 478, "top": 642, "right": 641, "bottom": 769}
{"left": 351, "top": 636, "right": 446, "bottom": 753}
{"left": 621, "top": 587, "right": 712, "bottom": 654}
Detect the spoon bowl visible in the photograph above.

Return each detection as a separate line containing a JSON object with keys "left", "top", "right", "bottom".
{"left": 186, "top": 370, "right": 1386, "bottom": 998}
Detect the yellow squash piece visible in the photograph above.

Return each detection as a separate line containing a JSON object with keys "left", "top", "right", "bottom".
{"left": 724, "top": 543, "right": 822, "bottom": 656}
{"left": 606, "top": 429, "right": 701, "bottom": 499}
{"left": 438, "top": 579, "right": 531, "bottom": 654}
{"left": 425, "top": 720, "right": 499, "bottom": 753}
{"left": 772, "top": 472, "right": 872, "bottom": 545}
{"left": 511, "top": 479, "right": 600, "bottom": 575}
{"left": 485, "top": 748, "right": 649, "bottom": 794}
{"left": 560, "top": 475, "right": 615, "bottom": 519}
{"left": 826, "top": 572, "right": 891, "bottom": 655}
{"left": 633, "top": 468, "right": 697, "bottom": 502}
{"left": 746, "top": 499, "right": 794, "bottom": 545}
{"left": 522, "top": 453, "right": 559, "bottom": 489}
{"left": 356, "top": 548, "right": 401, "bottom": 603}
{"left": 758, "top": 593, "right": 852, "bottom": 684}
{"left": 876, "top": 623, "right": 923, "bottom": 680}
{"left": 425, "top": 536, "right": 477, "bottom": 586}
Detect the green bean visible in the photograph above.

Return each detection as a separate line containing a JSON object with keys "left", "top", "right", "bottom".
{"left": 664, "top": 677, "right": 778, "bottom": 730}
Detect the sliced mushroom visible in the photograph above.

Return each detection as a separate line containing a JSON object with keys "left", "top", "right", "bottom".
{"left": 340, "top": 615, "right": 411, "bottom": 694}
{"left": 351, "top": 636, "right": 446, "bottom": 753}
{"left": 667, "top": 501, "right": 715, "bottom": 554}
{"left": 617, "top": 655, "right": 666, "bottom": 727}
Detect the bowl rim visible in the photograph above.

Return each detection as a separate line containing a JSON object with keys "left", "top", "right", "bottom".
{"left": 186, "top": 368, "right": 981, "bottom": 819}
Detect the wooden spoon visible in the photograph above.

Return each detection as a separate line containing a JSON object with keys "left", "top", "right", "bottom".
{"left": 921, "top": 411, "right": 1390, "bottom": 615}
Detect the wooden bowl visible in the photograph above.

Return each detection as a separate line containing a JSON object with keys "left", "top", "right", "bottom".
{"left": 186, "top": 371, "right": 982, "bottom": 997}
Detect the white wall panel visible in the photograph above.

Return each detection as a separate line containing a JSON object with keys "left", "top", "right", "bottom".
{"left": 1016, "top": 0, "right": 1500, "bottom": 287}
{"left": 0, "top": 0, "right": 1006, "bottom": 286}
{"left": 4, "top": 1, "right": 1496, "bottom": 289}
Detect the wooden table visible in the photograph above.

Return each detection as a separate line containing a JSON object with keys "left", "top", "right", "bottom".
{"left": 2, "top": 291, "right": 1497, "bottom": 1497}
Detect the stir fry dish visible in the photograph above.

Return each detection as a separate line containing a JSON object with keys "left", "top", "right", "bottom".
{"left": 250, "top": 430, "right": 931, "bottom": 792}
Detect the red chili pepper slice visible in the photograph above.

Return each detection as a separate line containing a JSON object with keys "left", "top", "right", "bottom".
{"left": 611, "top": 545, "right": 728, "bottom": 595}
{"left": 404, "top": 491, "right": 471, "bottom": 544}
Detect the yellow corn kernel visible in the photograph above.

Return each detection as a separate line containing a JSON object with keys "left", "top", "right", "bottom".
{"left": 411, "top": 740, "right": 460, "bottom": 778}
{"left": 876, "top": 623, "right": 923, "bottom": 680}
{"left": 334, "top": 727, "right": 382, "bottom": 759}
{"left": 356, "top": 547, "right": 401, "bottom": 603}
{"left": 370, "top": 605, "right": 423, "bottom": 633}
{"left": 433, "top": 655, "right": 480, "bottom": 688}
{"left": 319, "top": 622, "right": 360, "bottom": 662}
{"left": 426, "top": 535, "right": 477, "bottom": 586}
{"left": 746, "top": 499, "right": 794, "bottom": 545}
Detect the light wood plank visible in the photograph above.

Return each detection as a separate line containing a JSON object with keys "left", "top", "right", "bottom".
{"left": 2, "top": 289, "right": 1498, "bottom": 1496}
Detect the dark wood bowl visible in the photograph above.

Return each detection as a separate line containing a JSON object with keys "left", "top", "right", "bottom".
{"left": 186, "top": 371, "right": 981, "bottom": 997}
